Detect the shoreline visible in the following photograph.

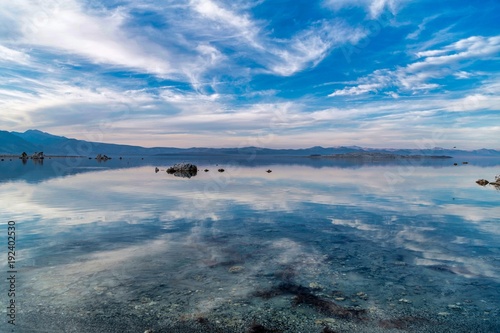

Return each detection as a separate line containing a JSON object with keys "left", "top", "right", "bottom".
{"left": 0, "top": 154, "right": 86, "bottom": 158}
{"left": 308, "top": 152, "right": 453, "bottom": 159}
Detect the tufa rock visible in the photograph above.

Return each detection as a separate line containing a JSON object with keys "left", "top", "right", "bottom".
{"left": 166, "top": 163, "right": 198, "bottom": 178}
{"left": 32, "top": 151, "right": 44, "bottom": 159}
{"left": 476, "top": 179, "right": 489, "bottom": 186}
{"left": 96, "top": 154, "right": 111, "bottom": 161}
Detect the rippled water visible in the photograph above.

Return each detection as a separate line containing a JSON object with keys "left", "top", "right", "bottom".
{"left": 0, "top": 157, "right": 499, "bottom": 332}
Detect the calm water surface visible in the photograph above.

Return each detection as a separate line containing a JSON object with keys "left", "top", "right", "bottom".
{"left": 0, "top": 157, "right": 499, "bottom": 332}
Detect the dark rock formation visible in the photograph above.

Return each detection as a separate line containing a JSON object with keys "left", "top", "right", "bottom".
{"left": 155, "top": 167, "right": 159, "bottom": 173}
{"left": 166, "top": 163, "right": 198, "bottom": 178}
{"left": 266, "top": 169, "right": 272, "bottom": 173}
{"left": 20, "top": 152, "right": 28, "bottom": 159}
{"left": 492, "top": 175, "right": 500, "bottom": 186}
{"left": 476, "top": 175, "right": 500, "bottom": 188}
{"left": 476, "top": 179, "right": 489, "bottom": 186}
{"left": 218, "top": 168, "right": 225, "bottom": 172}
{"left": 254, "top": 282, "right": 366, "bottom": 320}
{"left": 322, "top": 327, "right": 338, "bottom": 333}
{"left": 247, "top": 324, "right": 281, "bottom": 333}
{"left": 32, "top": 151, "right": 44, "bottom": 159}
{"left": 378, "top": 316, "right": 430, "bottom": 329}
{"left": 96, "top": 154, "right": 111, "bottom": 161}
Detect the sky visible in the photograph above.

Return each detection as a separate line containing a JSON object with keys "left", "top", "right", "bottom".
{"left": 0, "top": 0, "right": 499, "bottom": 149}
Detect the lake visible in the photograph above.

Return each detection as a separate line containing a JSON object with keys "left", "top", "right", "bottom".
{"left": 0, "top": 156, "right": 499, "bottom": 332}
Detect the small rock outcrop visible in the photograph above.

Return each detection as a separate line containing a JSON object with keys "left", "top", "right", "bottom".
{"left": 20, "top": 152, "right": 28, "bottom": 159}
{"left": 96, "top": 154, "right": 111, "bottom": 161}
{"left": 476, "top": 179, "right": 489, "bottom": 186}
{"left": 266, "top": 169, "right": 272, "bottom": 173}
{"left": 476, "top": 175, "right": 500, "bottom": 188}
{"left": 32, "top": 152, "right": 44, "bottom": 159}
{"left": 218, "top": 168, "right": 225, "bottom": 172}
{"left": 166, "top": 163, "right": 198, "bottom": 178}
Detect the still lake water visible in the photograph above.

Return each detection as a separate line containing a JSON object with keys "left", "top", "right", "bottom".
{"left": 0, "top": 156, "right": 499, "bottom": 332}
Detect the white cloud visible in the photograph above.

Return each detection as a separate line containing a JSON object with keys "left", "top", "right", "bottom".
{"left": 0, "top": 0, "right": 368, "bottom": 92}
{"left": 406, "top": 14, "right": 440, "bottom": 40}
{"left": 447, "top": 94, "right": 500, "bottom": 112}
{"left": 10, "top": 1, "right": 173, "bottom": 76}
{"left": 189, "top": 0, "right": 261, "bottom": 48}
{"left": 270, "top": 21, "right": 366, "bottom": 76}
{"left": 329, "top": 82, "right": 384, "bottom": 96}
{"left": 0, "top": 45, "right": 31, "bottom": 65}
{"left": 0, "top": 1, "right": 498, "bottom": 150}
{"left": 329, "top": 35, "right": 500, "bottom": 97}
{"left": 324, "top": 0, "right": 403, "bottom": 19}
{"left": 453, "top": 71, "right": 472, "bottom": 79}
{"left": 412, "top": 36, "right": 500, "bottom": 70}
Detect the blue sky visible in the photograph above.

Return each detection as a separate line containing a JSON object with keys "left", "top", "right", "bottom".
{"left": 0, "top": 0, "right": 499, "bottom": 149}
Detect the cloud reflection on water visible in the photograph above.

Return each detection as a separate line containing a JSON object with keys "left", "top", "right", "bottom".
{"left": 0, "top": 162, "right": 499, "bottom": 331}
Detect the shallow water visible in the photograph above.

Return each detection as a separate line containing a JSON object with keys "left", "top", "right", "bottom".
{"left": 0, "top": 157, "right": 499, "bottom": 332}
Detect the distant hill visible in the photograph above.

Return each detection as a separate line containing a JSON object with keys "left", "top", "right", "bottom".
{"left": 1, "top": 129, "right": 500, "bottom": 158}
{"left": 6, "top": 129, "right": 180, "bottom": 156}
{"left": 0, "top": 130, "right": 39, "bottom": 154}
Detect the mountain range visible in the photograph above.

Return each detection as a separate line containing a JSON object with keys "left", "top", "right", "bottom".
{"left": 1, "top": 129, "right": 499, "bottom": 158}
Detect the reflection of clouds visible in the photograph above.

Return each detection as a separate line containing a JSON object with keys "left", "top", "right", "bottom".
{"left": 2, "top": 164, "right": 498, "bottom": 229}
{"left": 439, "top": 204, "right": 500, "bottom": 235}
{"left": 451, "top": 236, "right": 486, "bottom": 246}
{"left": 21, "top": 236, "right": 174, "bottom": 304}
{"left": 270, "top": 238, "right": 306, "bottom": 265}
{"left": 1, "top": 164, "right": 499, "bottom": 284}
{"left": 331, "top": 218, "right": 378, "bottom": 231}
{"left": 343, "top": 219, "right": 499, "bottom": 281}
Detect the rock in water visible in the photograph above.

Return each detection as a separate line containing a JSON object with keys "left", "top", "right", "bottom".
{"left": 96, "top": 154, "right": 111, "bottom": 161}
{"left": 476, "top": 179, "right": 489, "bottom": 186}
{"left": 166, "top": 163, "right": 198, "bottom": 178}
{"left": 32, "top": 151, "right": 44, "bottom": 159}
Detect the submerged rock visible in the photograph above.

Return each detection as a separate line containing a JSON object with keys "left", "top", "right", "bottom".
{"left": 247, "top": 324, "right": 281, "bottom": 333}
{"left": 254, "top": 282, "right": 366, "bottom": 320}
{"left": 228, "top": 265, "right": 244, "bottom": 273}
